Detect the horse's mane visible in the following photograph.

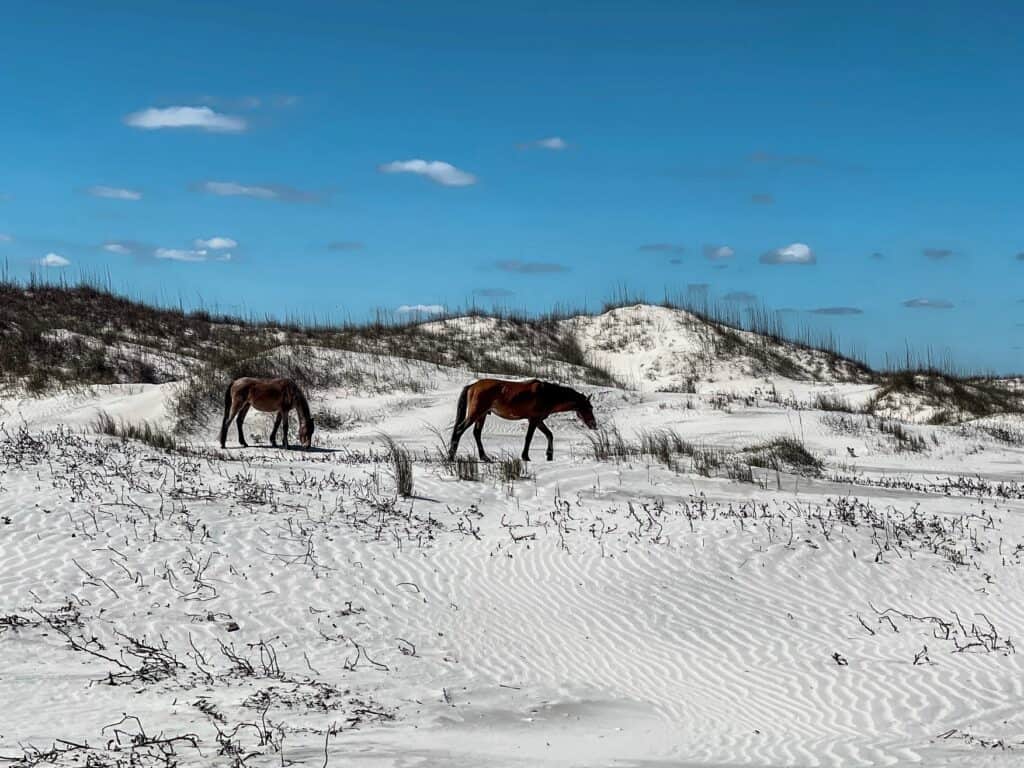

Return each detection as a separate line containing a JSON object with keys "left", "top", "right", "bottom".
{"left": 292, "top": 383, "right": 313, "bottom": 424}
{"left": 542, "top": 381, "right": 586, "bottom": 404}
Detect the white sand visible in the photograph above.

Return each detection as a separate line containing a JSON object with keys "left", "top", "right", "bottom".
{"left": 2, "top": 309, "right": 1024, "bottom": 767}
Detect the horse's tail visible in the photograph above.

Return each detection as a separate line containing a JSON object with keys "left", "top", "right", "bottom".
{"left": 219, "top": 380, "right": 235, "bottom": 446}
{"left": 448, "top": 384, "right": 471, "bottom": 460}
{"left": 453, "top": 384, "right": 470, "bottom": 427}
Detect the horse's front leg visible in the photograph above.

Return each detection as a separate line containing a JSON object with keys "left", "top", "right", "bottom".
{"left": 522, "top": 419, "right": 538, "bottom": 461}
{"left": 281, "top": 409, "right": 290, "bottom": 449}
{"left": 270, "top": 413, "right": 283, "bottom": 447}
{"left": 537, "top": 420, "right": 554, "bottom": 461}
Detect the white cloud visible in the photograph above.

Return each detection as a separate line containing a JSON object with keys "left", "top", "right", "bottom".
{"left": 124, "top": 106, "right": 247, "bottom": 133}
{"left": 198, "top": 181, "right": 279, "bottom": 199}
{"left": 902, "top": 298, "right": 954, "bottom": 310}
{"left": 39, "top": 252, "right": 70, "bottom": 267}
{"left": 155, "top": 247, "right": 208, "bottom": 263}
{"left": 761, "top": 242, "right": 816, "bottom": 265}
{"left": 704, "top": 245, "right": 734, "bottom": 260}
{"left": 378, "top": 159, "right": 477, "bottom": 187}
{"left": 521, "top": 136, "right": 568, "bottom": 150}
{"left": 0, "top": 234, "right": 11, "bottom": 242}
{"left": 215, "top": 253, "right": 233, "bottom": 262}
{"left": 102, "top": 240, "right": 148, "bottom": 256}
{"left": 397, "top": 304, "right": 445, "bottom": 315}
{"left": 536, "top": 137, "right": 567, "bottom": 149}
{"left": 194, "top": 236, "right": 237, "bottom": 250}
{"left": 87, "top": 185, "right": 142, "bottom": 201}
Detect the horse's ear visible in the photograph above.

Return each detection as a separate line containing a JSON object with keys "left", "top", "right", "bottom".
{"left": 586, "top": 394, "right": 593, "bottom": 403}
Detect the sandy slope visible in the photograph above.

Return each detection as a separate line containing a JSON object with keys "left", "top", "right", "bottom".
{"left": 2, "top": 346, "right": 1024, "bottom": 767}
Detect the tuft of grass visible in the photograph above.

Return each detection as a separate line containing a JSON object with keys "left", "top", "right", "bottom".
{"left": 745, "top": 436, "right": 823, "bottom": 475}
{"left": 587, "top": 426, "right": 636, "bottom": 462}
{"left": 381, "top": 435, "right": 414, "bottom": 497}
{"left": 811, "top": 392, "right": 854, "bottom": 412}
{"left": 639, "top": 428, "right": 692, "bottom": 466}
{"left": 876, "top": 418, "right": 927, "bottom": 453}
{"left": 93, "top": 410, "right": 179, "bottom": 452}
{"left": 454, "top": 457, "right": 480, "bottom": 481}
{"left": 498, "top": 456, "right": 529, "bottom": 482}
{"left": 312, "top": 407, "right": 348, "bottom": 431}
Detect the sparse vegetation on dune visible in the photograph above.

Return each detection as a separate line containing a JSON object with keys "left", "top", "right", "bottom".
{"left": 2, "top": 277, "right": 1021, "bottom": 426}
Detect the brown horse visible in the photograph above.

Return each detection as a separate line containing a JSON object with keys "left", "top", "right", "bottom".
{"left": 219, "top": 377, "right": 315, "bottom": 449}
{"left": 448, "top": 378, "right": 597, "bottom": 462}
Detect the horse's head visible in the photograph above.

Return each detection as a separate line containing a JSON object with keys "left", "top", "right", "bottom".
{"left": 576, "top": 394, "right": 597, "bottom": 430}
{"left": 298, "top": 416, "right": 315, "bottom": 449}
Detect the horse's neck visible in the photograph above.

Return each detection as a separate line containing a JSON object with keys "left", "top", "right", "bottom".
{"left": 547, "top": 386, "right": 580, "bottom": 414}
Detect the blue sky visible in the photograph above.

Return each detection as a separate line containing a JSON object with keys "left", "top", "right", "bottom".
{"left": 1, "top": 1, "right": 1022, "bottom": 371}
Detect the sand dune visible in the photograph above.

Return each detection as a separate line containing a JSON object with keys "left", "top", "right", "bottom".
{"left": 2, "top": 309, "right": 1024, "bottom": 766}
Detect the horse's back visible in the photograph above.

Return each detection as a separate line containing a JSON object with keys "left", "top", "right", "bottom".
{"left": 232, "top": 376, "right": 295, "bottom": 408}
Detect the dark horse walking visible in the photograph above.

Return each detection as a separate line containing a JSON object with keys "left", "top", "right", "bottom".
{"left": 448, "top": 378, "right": 597, "bottom": 462}
{"left": 219, "top": 377, "right": 315, "bottom": 449}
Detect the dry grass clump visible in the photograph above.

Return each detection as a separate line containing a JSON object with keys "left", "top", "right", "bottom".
{"left": 381, "top": 435, "right": 414, "bottom": 497}
{"left": 93, "top": 410, "right": 179, "bottom": 452}
{"left": 744, "top": 436, "right": 823, "bottom": 475}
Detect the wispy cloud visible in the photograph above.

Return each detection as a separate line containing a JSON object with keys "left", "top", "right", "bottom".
{"left": 327, "top": 241, "right": 364, "bottom": 251}
{"left": 155, "top": 247, "right": 208, "bottom": 263}
{"left": 703, "top": 244, "right": 734, "bottom": 261}
{"left": 378, "top": 159, "right": 477, "bottom": 187}
{"left": 195, "top": 180, "right": 321, "bottom": 202}
{"left": 751, "top": 193, "right": 774, "bottom": 205}
{"left": 124, "top": 106, "right": 246, "bottom": 133}
{"left": 809, "top": 306, "right": 863, "bottom": 315}
{"left": 723, "top": 291, "right": 757, "bottom": 303}
{"left": 761, "top": 242, "right": 816, "bottom": 265}
{"left": 638, "top": 243, "right": 685, "bottom": 254}
{"left": 397, "top": 304, "right": 445, "bottom": 315}
{"left": 87, "top": 185, "right": 142, "bottom": 201}
{"left": 519, "top": 136, "right": 568, "bottom": 150}
{"left": 102, "top": 240, "right": 148, "bottom": 256}
{"left": 903, "top": 298, "right": 954, "bottom": 309}
{"left": 923, "top": 248, "right": 954, "bottom": 261}
{"left": 0, "top": 233, "right": 11, "bottom": 243}
{"left": 496, "top": 260, "right": 568, "bottom": 274}
{"left": 194, "top": 236, "right": 237, "bottom": 250}
{"left": 39, "top": 252, "right": 70, "bottom": 268}
{"left": 473, "top": 288, "right": 515, "bottom": 298}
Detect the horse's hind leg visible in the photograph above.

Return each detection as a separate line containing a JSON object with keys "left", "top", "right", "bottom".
{"left": 448, "top": 420, "right": 468, "bottom": 461}
{"left": 537, "top": 420, "right": 554, "bottom": 461}
{"left": 522, "top": 419, "right": 538, "bottom": 461}
{"left": 234, "top": 404, "right": 251, "bottom": 447}
{"left": 221, "top": 399, "right": 242, "bottom": 448}
{"left": 270, "top": 412, "right": 283, "bottom": 447}
{"left": 473, "top": 417, "right": 491, "bottom": 462}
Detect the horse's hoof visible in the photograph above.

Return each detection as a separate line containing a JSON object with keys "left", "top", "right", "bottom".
{"left": 546, "top": 455, "right": 553, "bottom": 462}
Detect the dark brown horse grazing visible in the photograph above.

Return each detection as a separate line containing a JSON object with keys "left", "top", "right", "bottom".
{"left": 448, "top": 378, "right": 597, "bottom": 462}
{"left": 219, "top": 377, "right": 315, "bottom": 449}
